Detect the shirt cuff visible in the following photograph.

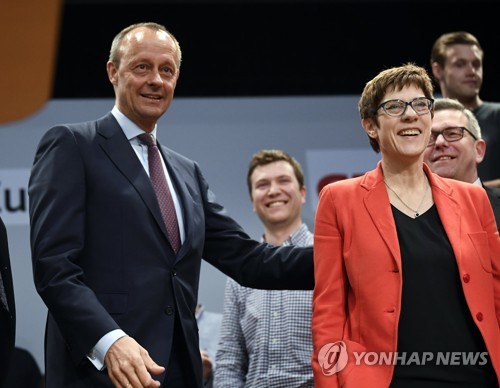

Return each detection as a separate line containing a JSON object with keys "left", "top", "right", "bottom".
{"left": 87, "top": 329, "right": 127, "bottom": 370}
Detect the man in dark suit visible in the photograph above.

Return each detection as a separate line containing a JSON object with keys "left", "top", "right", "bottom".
{"left": 424, "top": 97, "right": 500, "bottom": 228}
{"left": 4, "top": 347, "right": 44, "bottom": 388}
{"left": 28, "top": 22, "right": 313, "bottom": 388}
{"left": 0, "top": 216, "right": 16, "bottom": 386}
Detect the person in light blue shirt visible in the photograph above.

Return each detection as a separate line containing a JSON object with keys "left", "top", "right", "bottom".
{"left": 196, "top": 303, "right": 222, "bottom": 387}
{"left": 215, "top": 150, "right": 314, "bottom": 388}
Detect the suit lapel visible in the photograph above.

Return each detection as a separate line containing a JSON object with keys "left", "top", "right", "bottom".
{"left": 361, "top": 162, "right": 461, "bottom": 270}
{"left": 427, "top": 169, "right": 462, "bottom": 267}
{"left": 363, "top": 163, "right": 463, "bottom": 275}
{"left": 363, "top": 171, "right": 403, "bottom": 271}
{"left": 96, "top": 114, "right": 171, "bottom": 245}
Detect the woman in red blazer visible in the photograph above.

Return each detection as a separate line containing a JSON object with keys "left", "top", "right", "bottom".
{"left": 312, "top": 63, "right": 500, "bottom": 387}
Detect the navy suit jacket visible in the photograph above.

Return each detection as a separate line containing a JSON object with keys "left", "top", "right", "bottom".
{"left": 0, "top": 217, "right": 15, "bottom": 385}
{"left": 28, "top": 113, "right": 313, "bottom": 387}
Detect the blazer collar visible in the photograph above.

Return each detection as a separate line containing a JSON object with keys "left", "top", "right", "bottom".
{"left": 359, "top": 161, "right": 453, "bottom": 194}
{"left": 426, "top": 164, "right": 461, "bottom": 267}
{"left": 361, "top": 161, "right": 460, "bottom": 270}
{"left": 361, "top": 162, "right": 402, "bottom": 270}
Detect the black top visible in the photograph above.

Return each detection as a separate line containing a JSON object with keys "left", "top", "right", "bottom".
{"left": 475, "top": 102, "right": 500, "bottom": 182}
{"left": 390, "top": 205, "right": 497, "bottom": 387}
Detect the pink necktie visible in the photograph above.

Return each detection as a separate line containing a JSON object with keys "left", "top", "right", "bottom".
{"left": 138, "top": 133, "right": 181, "bottom": 254}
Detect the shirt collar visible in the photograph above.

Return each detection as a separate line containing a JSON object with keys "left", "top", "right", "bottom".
{"left": 195, "top": 304, "right": 204, "bottom": 320}
{"left": 111, "top": 106, "right": 158, "bottom": 141}
{"left": 285, "top": 223, "right": 311, "bottom": 245}
{"left": 262, "top": 223, "right": 311, "bottom": 246}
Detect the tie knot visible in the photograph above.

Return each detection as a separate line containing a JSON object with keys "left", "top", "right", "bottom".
{"left": 138, "top": 133, "right": 156, "bottom": 147}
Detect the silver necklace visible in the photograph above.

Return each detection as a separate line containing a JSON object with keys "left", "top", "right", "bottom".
{"left": 384, "top": 177, "right": 429, "bottom": 218}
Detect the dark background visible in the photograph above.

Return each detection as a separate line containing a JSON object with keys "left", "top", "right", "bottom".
{"left": 54, "top": 0, "right": 499, "bottom": 100}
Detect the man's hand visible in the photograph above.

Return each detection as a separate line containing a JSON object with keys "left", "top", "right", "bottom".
{"left": 105, "top": 336, "right": 165, "bottom": 387}
{"left": 483, "top": 178, "right": 500, "bottom": 188}
{"left": 201, "top": 350, "right": 213, "bottom": 382}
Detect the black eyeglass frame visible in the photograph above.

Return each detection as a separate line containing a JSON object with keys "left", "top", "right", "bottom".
{"left": 376, "top": 97, "right": 434, "bottom": 117}
{"left": 427, "top": 126, "right": 478, "bottom": 146}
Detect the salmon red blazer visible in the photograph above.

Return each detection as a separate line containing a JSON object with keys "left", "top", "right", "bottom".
{"left": 312, "top": 162, "right": 500, "bottom": 387}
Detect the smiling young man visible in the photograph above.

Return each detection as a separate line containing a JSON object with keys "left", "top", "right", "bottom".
{"left": 423, "top": 97, "right": 500, "bottom": 228}
{"left": 430, "top": 31, "right": 500, "bottom": 184}
{"left": 215, "top": 149, "right": 314, "bottom": 388}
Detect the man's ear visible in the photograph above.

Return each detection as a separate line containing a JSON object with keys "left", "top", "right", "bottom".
{"left": 300, "top": 185, "right": 307, "bottom": 205}
{"left": 431, "top": 62, "right": 442, "bottom": 81}
{"left": 475, "top": 139, "right": 486, "bottom": 164}
{"left": 107, "top": 61, "right": 118, "bottom": 85}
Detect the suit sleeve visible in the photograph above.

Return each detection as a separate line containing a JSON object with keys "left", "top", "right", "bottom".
{"left": 28, "top": 126, "right": 119, "bottom": 364}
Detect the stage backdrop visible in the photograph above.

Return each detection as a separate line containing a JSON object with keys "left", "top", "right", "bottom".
{"left": 0, "top": 95, "right": 379, "bottom": 371}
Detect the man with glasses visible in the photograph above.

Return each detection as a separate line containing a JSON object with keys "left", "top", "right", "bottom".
{"left": 430, "top": 31, "right": 500, "bottom": 186}
{"left": 423, "top": 98, "right": 500, "bottom": 228}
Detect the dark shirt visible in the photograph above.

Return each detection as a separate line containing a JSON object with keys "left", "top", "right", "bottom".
{"left": 390, "top": 205, "right": 497, "bottom": 387}
{"left": 475, "top": 102, "right": 500, "bottom": 181}
{"left": 484, "top": 185, "right": 500, "bottom": 230}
